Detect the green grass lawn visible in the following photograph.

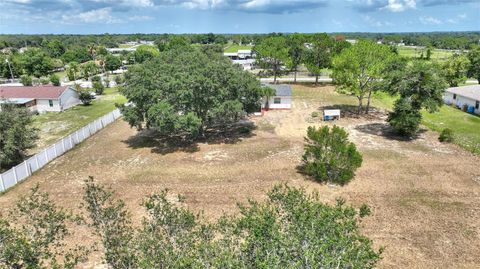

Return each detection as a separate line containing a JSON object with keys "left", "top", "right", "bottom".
{"left": 373, "top": 91, "right": 480, "bottom": 154}
{"left": 422, "top": 106, "right": 480, "bottom": 155}
{"left": 32, "top": 87, "right": 127, "bottom": 149}
{"left": 224, "top": 45, "right": 253, "bottom": 53}
{"left": 397, "top": 47, "right": 455, "bottom": 60}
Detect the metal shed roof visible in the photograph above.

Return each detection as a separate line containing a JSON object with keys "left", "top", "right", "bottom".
{"left": 446, "top": 85, "right": 480, "bottom": 101}
{"left": 264, "top": 84, "right": 292, "bottom": 96}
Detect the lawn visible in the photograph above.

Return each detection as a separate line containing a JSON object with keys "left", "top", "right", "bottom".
{"left": 422, "top": 105, "right": 480, "bottom": 155}
{"left": 32, "top": 87, "right": 127, "bottom": 150}
{"left": 224, "top": 45, "right": 253, "bottom": 53}
{"left": 397, "top": 47, "right": 455, "bottom": 60}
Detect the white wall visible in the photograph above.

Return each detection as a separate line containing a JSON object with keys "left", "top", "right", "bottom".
{"left": 60, "top": 88, "right": 81, "bottom": 110}
{"left": 444, "top": 92, "right": 480, "bottom": 114}
{"left": 262, "top": 96, "right": 292, "bottom": 110}
{"left": 36, "top": 99, "right": 61, "bottom": 112}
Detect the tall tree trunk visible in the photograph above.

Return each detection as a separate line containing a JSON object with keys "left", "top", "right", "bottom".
{"left": 358, "top": 97, "right": 363, "bottom": 115}
{"left": 294, "top": 68, "right": 297, "bottom": 83}
{"left": 365, "top": 90, "right": 372, "bottom": 114}
{"left": 315, "top": 74, "right": 319, "bottom": 86}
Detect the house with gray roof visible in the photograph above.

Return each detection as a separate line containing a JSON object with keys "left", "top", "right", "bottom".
{"left": 261, "top": 84, "right": 292, "bottom": 110}
{"left": 443, "top": 85, "right": 480, "bottom": 115}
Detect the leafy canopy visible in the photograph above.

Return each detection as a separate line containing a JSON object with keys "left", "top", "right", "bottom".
{"left": 332, "top": 40, "right": 395, "bottom": 114}
{"left": 0, "top": 104, "right": 38, "bottom": 169}
{"left": 120, "top": 47, "right": 262, "bottom": 138}
{"left": 254, "top": 36, "right": 289, "bottom": 83}
{"left": 442, "top": 53, "right": 469, "bottom": 87}
{"left": 83, "top": 179, "right": 382, "bottom": 268}
{"left": 302, "top": 125, "right": 363, "bottom": 185}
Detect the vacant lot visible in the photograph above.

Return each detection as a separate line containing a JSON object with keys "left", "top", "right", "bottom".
{"left": 32, "top": 87, "right": 127, "bottom": 151}
{"left": 0, "top": 85, "right": 479, "bottom": 268}
{"left": 224, "top": 44, "right": 253, "bottom": 53}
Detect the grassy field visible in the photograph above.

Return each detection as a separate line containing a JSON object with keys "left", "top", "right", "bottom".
{"left": 224, "top": 45, "right": 253, "bottom": 53}
{"left": 397, "top": 47, "right": 455, "bottom": 60}
{"left": 32, "top": 87, "right": 127, "bottom": 150}
{"left": 1, "top": 85, "right": 479, "bottom": 268}
{"left": 422, "top": 105, "right": 480, "bottom": 155}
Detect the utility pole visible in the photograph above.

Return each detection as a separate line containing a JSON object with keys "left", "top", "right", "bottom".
{"left": 5, "top": 59, "right": 14, "bottom": 82}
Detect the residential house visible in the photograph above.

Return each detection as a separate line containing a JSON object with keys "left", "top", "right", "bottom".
{"left": 0, "top": 85, "right": 80, "bottom": 113}
{"left": 443, "top": 85, "right": 480, "bottom": 115}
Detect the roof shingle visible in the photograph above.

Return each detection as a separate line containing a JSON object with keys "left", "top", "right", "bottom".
{"left": 0, "top": 86, "right": 70, "bottom": 100}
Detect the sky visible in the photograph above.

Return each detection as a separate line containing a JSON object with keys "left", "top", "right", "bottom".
{"left": 0, "top": 0, "right": 478, "bottom": 34}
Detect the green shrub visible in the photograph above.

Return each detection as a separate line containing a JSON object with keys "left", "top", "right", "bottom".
{"left": 49, "top": 74, "right": 61, "bottom": 86}
{"left": 439, "top": 128, "right": 454, "bottom": 143}
{"left": 79, "top": 90, "right": 94, "bottom": 105}
{"left": 387, "top": 97, "right": 422, "bottom": 137}
{"left": 93, "top": 81, "right": 104, "bottom": 95}
{"left": 40, "top": 78, "right": 50, "bottom": 85}
{"left": 311, "top": 111, "right": 320, "bottom": 118}
{"left": 20, "top": 75, "right": 33, "bottom": 86}
{"left": 83, "top": 179, "right": 382, "bottom": 268}
{"left": 302, "top": 125, "right": 363, "bottom": 185}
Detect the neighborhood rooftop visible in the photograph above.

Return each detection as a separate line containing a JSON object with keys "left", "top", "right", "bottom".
{"left": 446, "top": 85, "right": 480, "bottom": 101}
{"left": 265, "top": 84, "right": 292, "bottom": 96}
{"left": 0, "top": 86, "right": 71, "bottom": 99}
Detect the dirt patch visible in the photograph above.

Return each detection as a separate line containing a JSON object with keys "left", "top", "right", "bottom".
{"left": 0, "top": 85, "right": 479, "bottom": 269}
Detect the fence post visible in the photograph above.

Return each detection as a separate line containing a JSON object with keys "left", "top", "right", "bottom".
{"left": 44, "top": 148, "right": 49, "bottom": 162}
{"left": 12, "top": 166, "right": 18, "bottom": 184}
{"left": 53, "top": 144, "right": 58, "bottom": 158}
{"left": 25, "top": 160, "right": 31, "bottom": 177}
{"left": 0, "top": 173, "right": 5, "bottom": 192}
{"left": 76, "top": 131, "right": 80, "bottom": 144}
{"left": 62, "top": 138, "right": 66, "bottom": 153}
{"left": 35, "top": 154, "right": 40, "bottom": 169}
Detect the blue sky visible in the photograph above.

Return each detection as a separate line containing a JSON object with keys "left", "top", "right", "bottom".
{"left": 0, "top": 0, "right": 478, "bottom": 34}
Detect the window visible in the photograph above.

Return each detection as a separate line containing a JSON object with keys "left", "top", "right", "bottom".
{"left": 453, "top": 94, "right": 457, "bottom": 100}
{"left": 476, "top": 101, "right": 479, "bottom": 110}
{"left": 48, "top": 100, "right": 53, "bottom": 107}
{"left": 274, "top": 98, "right": 281, "bottom": 104}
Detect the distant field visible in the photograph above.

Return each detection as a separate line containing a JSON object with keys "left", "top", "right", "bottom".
{"left": 397, "top": 47, "right": 455, "bottom": 60}
{"left": 224, "top": 45, "right": 253, "bottom": 53}
{"left": 32, "top": 87, "right": 127, "bottom": 150}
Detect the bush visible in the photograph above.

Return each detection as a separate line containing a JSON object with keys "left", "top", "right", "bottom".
{"left": 311, "top": 111, "right": 320, "bottom": 118}
{"left": 20, "top": 75, "right": 33, "bottom": 86}
{"left": 50, "top": 74, "right": 61, "bottom": 86}
{"left": 302, "top": 125, "right": 363, "bottom": 185}
{"left": 93, "top": 81, "right": 104, "bottom": 95}
{"left": 387, "top": 97, "right": 422, "bottom": 137}
{"left": 83, "top": 179, "right": 382, "bottom": 268}
{"left": 439, "top": 128, "right": 454, "bottom": 143}
{"left": 91, "top": 75, "right": 101, "bottom": 83}
{"left": 78, "top": 89, "right": 94, "bottom": 105}
{"left": 0, "top": 105, "right": 38, "bottom": 169}
{"left": 40, "top": 78, "right": 50, "bottom": 85}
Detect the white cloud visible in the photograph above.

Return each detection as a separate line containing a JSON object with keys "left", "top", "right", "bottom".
{"left": 382, "top": 0, "right": 416, "bottom": 12}
{"left": 419, "top": 15, "right": 442, "bottom": 24}
{"left": 361, "top": 14, "right": 393, "bottom": 26}
{"left": 64, "top": 7, "right": 122, "bottom": 23}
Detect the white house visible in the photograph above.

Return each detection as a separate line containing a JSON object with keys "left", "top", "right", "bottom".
{"left": 0, "top": 85, "right": 80, "bottom": 113}
{"left": 443, "top": 85, "right": 480, "bottom": 115}
{"left": 224, "top": 49, "right": 255, "bottom": 70}
{"left": 262, "top": 84, "right": 292, "bottom": 110}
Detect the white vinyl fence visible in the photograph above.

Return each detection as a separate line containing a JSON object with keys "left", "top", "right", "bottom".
{"left": 0, "top": 109, "right": 122, "bottom": 192}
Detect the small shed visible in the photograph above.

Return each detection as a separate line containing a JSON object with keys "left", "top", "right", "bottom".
{"left": 323, "top": 109, "right": 341, "bottom": 121}
{"left": 261, "top": 84, "right": 292, "bottom": 110}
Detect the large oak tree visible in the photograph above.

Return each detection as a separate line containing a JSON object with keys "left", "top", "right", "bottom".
{"left": 120, "top": 47, "right": 263, "bottom": 139}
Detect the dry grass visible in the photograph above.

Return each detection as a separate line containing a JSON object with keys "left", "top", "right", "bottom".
{"left": 0, "top": 85, "right": 479, "bottom": 268}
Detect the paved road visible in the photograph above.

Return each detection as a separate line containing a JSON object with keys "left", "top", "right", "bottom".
{"left": 260, "top": 77, "right": 479, "bottom": 85}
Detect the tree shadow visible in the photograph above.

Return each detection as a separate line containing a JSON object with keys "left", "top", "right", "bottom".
{"left": 354, "top": 122, "right": 427, "bottom": 141}
{"left": 123, "top": 121, "right": 257, "bottom": 155}
{"left": 318, "top": 104, "right": 387, "bottom": 120}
